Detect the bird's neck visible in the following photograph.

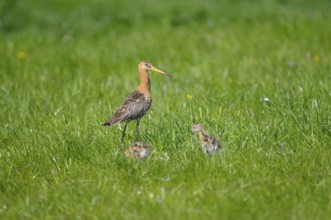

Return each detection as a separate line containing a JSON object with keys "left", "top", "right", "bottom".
{"left": 136, "top": 69, "right": 151, "bottom": 94}
{"left": 198, "top": 129, "right": 207, "bottom": 140}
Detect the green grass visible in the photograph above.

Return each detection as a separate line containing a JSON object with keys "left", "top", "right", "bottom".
{"left": 1, "top": 0, "right": 331, "bottom": 219}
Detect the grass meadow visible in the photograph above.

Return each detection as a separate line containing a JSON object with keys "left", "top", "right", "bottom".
{"left": 1, "top": 0, "right": 331, "bottom": 219}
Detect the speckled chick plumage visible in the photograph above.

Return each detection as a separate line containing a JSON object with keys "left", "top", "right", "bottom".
{"left": 191, "top": 124, "right": 222, "bottom": 155}
{"left": 124, "top": 142, "right": 151, "bottom": 159}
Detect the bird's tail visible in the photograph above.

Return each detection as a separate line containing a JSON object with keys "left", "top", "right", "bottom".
{"left": 102, "top": 121, "right": 111, "bottom": 126}
{"left": 102, "top": 119, "right": 121, "bottom": 126}
{"left": 102, "top": 115, "right": 123, "bottom": 126}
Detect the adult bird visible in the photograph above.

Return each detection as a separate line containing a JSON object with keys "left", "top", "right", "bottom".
{"left": 102, "top": 61, "right": 172, "bottom": 143}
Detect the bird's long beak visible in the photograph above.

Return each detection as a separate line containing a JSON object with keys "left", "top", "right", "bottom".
{"left": 151, "top": 66, "right": 173, "bottom": 77}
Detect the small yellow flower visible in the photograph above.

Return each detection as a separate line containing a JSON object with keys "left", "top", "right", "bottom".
{"left": 313, "top": 54, "right": 320, "bottom": 62}
{"left": 187, "top": 94, "right": 193, "bottom": 100}
{"left": 17, "top": 51, "right": 27, "bottom": 60}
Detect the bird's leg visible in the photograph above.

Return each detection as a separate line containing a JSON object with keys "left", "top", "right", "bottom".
{"left": 135, "top": 118, "right": 140, "bottom": 141}
{"left": 121, "top": 121, "right": 130, "bottom": 144}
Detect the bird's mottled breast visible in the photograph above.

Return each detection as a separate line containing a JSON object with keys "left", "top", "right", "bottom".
{"left": 144, "top": 94, "right": 152, "bottom": 103}
{"left": 144, "top": 94, "right": 152, "bottom": 110}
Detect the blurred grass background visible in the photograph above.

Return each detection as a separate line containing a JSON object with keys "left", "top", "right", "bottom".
{"left": 1, "top": 0, "right": 331, "bottom": 219}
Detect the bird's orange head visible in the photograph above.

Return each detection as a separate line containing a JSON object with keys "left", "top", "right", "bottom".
{"left": 138, "top": 61, "right": 173, "bottom": 77}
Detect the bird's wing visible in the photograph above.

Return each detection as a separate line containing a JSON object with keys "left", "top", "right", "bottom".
{"left": 208, "top": 136, "right": 221, "bottom": 148}
{"left": 103, "top": 91, "right": 146, "bottom": 126}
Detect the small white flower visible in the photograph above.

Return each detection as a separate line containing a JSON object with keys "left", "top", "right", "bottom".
{"left": 262, "top": 97, "right": 270, "bottom": 102}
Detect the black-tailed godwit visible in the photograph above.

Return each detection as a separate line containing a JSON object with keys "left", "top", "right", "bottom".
{"left": 103, "top": 61, "right": 172, "bottom": 143}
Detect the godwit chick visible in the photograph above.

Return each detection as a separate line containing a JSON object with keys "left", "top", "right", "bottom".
{"left": 102, "top": 61, "right": 172, "bottom": 143}
{"left": 191, "top": 124, "right": 222, "bottom": 155}
{"left": 124, "top": 142, "right": 151, "bottom": 159}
